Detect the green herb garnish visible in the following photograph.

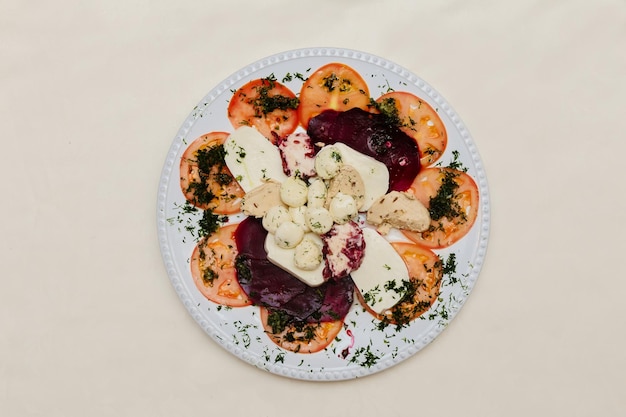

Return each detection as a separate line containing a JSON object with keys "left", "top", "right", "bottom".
{"left": 249, "top": 77, "right": 299, "bottom": 116}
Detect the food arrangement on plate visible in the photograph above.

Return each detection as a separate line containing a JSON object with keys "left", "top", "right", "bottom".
{"left": 158, "top": 49, "right": 489, "bottom": 380}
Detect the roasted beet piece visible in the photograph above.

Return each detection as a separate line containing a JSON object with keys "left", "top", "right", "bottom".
{"left": 307, "top": 108, "right": 420, "bottom": 191}
{"left": 316, "top": 277, "right": 354, "bottom": 322}
{"left": 234, "top": 217, "right": 354, "bottom": 323}
{"left": 235, "top": 255, "right": 311, "bottom": 311}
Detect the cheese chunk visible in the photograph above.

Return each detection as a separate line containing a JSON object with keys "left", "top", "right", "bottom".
{"left": 274, "top": 221, "right": 304, "bottom": 249}
{"left": 306, "top": 206, "right": 334, "bottom": 235}
{"left": 315, "top": 145, "right": 343, "bottom": 179}
{"left": 265, "top": 233, "right": 325, "bottom": 287}
{"left": 351, "top": 228, "right": 409, "bottom": 314}
{"left": 224, "top": 126, "right": 287, "bottom": 192}
{"left": 280, "top": 176, "right": 308, "bottom": 207}
{"left": 294, "top": 237, "right": 323, "bottom": 270}
{"left": 240, "top": 180, "right": 282, "bottom": 217}
{"left": 289, "top": 206, "right": 310, "bottom": 232}
{"left": 329, "top": 192, "right": 358, "bottom": 224}
{"left": 366, "top": 191, "right": 431, "bottom": 235}
{"left": 307, "top": 178, "right": 327, "bottom": 209}
{"left": 262, "top": 205, "right": 291, "bottom": 233}
{"left": 333, "top": 143, "right": 389, "bottom": 211}
{"left": 325, "top": 165, "right": 365, "bottom": 210}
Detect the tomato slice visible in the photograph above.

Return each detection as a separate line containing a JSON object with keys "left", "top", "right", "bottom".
{"left": 259, "top": 307, "right": 343, "bottom": 354}
{"left": 357, "top": 242, "right": 442, "bottom": 325}
{"left": 180, "top": 132, "right": 244, "bottom": 214}
{"left": 373, "top": 91, "right": 447, "bottom": 167}
{"left": 298, "top": 63, "right": 370, "bottom": 129}
{"left": 404, "top": 167, "right": 479, "bottom": 249}
{"left": 227, "top": 78, "right": 299, "bottom": 142}
{"left": 190, "top": 224, "right": 251, "bottom": 307}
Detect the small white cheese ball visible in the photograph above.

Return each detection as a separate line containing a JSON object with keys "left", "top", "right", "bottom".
{"left": 274, "top": 221, "right": 305, "bottom": 249}
{"left": 262, "top": 205, "right": 291, "bottom": 233}
{"left": 329, "top": 192, "right": 358, "bottom": 224}
{"left": 315, "top": 145, "right": 343, "bottom": 179}
{"left": 294, "top": 238, "right": 323, "bottom": 271}
{"left": 307, "top": 178, "right": 327, "bottom": 208}
{"left": 289, "top": 206, "right": 310, "bottom": 232}
{"left": 280, "top": 176, "right": 309, "bottom": 207}
{"left": 306, "top": 207, "right": 334, "bottom": 235}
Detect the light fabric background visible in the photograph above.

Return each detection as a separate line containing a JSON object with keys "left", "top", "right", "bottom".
{"left": 1, "top": 0, "right": 625, "bottom": 415}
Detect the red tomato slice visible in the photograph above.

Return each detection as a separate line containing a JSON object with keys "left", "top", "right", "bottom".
{"left": 404, "top": 167, "right": 479, "bottom": 249}
{"left": 190, "top": 224, "right": 251, "bottom": 307}
{"left": 298, "top": 63, "right": 370, "bottom": 129}
{"left": 374, "top": 91, "right": 447, "bottom": 167}
{"left": 180, "top": 132, "right": 244, "bottom": 214}
{"left": 227, "top": 78, "right": 299, "bottom": 142}
{"left": 357, "top": 242, "right": 443, "bottom": 325}
{"left": 259, "top": 307, "right": 343, "bottom": 354}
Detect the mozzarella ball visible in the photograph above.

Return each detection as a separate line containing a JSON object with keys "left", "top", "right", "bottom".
{"left": 307, "top": 178, "right": 327, "bottom": 208}
{"left": 262, "top": 205, "right": 291, "bottom": 233}
{"left": 329, "top": 192, "right": 358, "bottom": 224}
{"left": 306, "top": 207, "right": 334, "bottom": 235}
{"left": 289, "top": 206, "right": 310, "bottom": 232}
{"left": 315, "top": 145, "right": 343, "bottom": 179}
{"left": 274, "top": 221, "right": 305, "bottom": 249}
{"left": 280, "top": 176, "right": 308, "bottom": 207}
{"left": 294, "top": 238, "right": 323, "bottom": 270}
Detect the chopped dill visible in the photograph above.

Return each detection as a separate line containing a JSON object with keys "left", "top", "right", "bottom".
{"left": 250, "top": 77, "right": 299, "bottom": 116}
{"left": 186, "top": 143, "right": 231, "bottom": 207}
{"left": 442, "top": 253, "right": 458, "bottom": 276}
{"left": 428, "top": 169, "right": 466, "bottom": 222}
{"left": 349, "top": 345, "right": 380, "bottom": 368}
{"left": 369, "top": 97, "right": 401, "bottom": 127}
{"left": 196, "top": 144, "right": 226, "bottom": 172}
{"left": 197, "top": 210, "right": 228, "bottom": 238}
{"left": 447, "top": 150, "right": 467, "bottom": 172}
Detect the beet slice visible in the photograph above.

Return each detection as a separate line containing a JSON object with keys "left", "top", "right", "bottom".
{"left": 234, "top": 217, "right": 354, "bottom": 322}
{"left": 278, "top": 286, "right": 324, "bottom": 321}
{"left": 235, "top": 217, "right": 307, "bottom": 309}
{"left": 235, "top": 255, "right": 308, "bottom": 309}
{"left": 307, "top": 108, "right": 420, "bottom": 191}
{"left": 316, "top": 277, "right": 355, "bottom": 322}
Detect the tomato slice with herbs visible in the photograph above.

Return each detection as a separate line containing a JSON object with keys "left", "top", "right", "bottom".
{"left": 298, "top": 63, "right": 370, "bottom": 129}
{"left": 180, "top": 132, "right": 244, "bottom": 214}
{"left": 259, "top": 307, "right": 343, "bottom": 354}
{"left": 227, "top": 77, "right": 299, "bottom": 142}
{"left": 404, "top": 167, "right": 479, "bottom": 249}
{"left": 190, "top": 224, "right": 251, "bottom": 307}
{"left": 373, "top": 91, "right": 447, "bottom": 167}
{"left": 357, "top": 242, "right": 443, "bottom": 326}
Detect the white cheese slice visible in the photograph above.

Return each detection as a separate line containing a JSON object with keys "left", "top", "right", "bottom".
{"left": 265, "top": 232, "right": 325, "bottom": 287}
{"left": 333, "top": 143, "right": 389, "bottom": 211}
{"left": 223, "top": 126, "right": 288, "bottom": 192}
{"left": 351, "top": 228, "right": 409, "bottom": 314}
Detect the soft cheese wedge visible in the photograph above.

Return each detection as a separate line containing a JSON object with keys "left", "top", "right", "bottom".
{"left": 224, "top": 126, "right": 288, "bottom": 192}
{"left": 264, "top": 232, "right": 325, "bottom": 287}
{"left": 333, "top": 143, "right": 389, "bottom": 211}
{"left": 351, "top": 228, "right": 409, "bottom": 314}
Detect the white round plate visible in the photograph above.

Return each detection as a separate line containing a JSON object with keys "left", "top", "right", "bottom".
{"left": 156, "top": 47, "right": 490, "bottom": 381}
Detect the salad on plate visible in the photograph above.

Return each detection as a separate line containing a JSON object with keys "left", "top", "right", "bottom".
{"left": 159, "top": 49, "right": 488, "bottom": 380}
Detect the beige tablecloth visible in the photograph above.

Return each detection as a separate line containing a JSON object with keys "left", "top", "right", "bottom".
{"left": 2, "top": 0, "right": 625, "bottom": 415}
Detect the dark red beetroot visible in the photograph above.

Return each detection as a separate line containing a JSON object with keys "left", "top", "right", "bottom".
{"left": 234, "top": 217, "right": 354, "bottom": 322}
{"left": 316, "top": 277, "right": 354, "bottom": 322}
{"left": 307, "top": 108, "right": 420, "bottom": 191}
